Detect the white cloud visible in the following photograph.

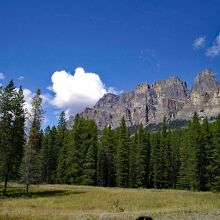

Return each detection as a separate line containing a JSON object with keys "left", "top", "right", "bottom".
{"left": 0, "top": 72, "right": 5, "bottom": 80}
{"left": 49, "top": 67, "right": 119, "bottom": 115}
{"left": 18, "top": 76, "right": 24, "bottom": 81}
{"left": 206, "top": 33, "right": 220, "bottom": 57}
{"left": 193, "top": 36, "right": 206, "bottom": 50}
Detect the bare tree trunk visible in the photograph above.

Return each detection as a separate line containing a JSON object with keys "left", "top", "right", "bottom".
{"left": 26, "top": 180, "right": 29, "bottom": 195}
{"left": 3, "top": 162, "right": 10, "bottom": 196}
{"left": 25, "top": 143, "right": 31, "bottom": 196}
{"left": 3, "top": 171, "right": 8, "bottom": 196}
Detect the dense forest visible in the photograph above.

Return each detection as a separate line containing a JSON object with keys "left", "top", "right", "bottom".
{"left": 0, "top": 80, "right": 220, "bottom": 196}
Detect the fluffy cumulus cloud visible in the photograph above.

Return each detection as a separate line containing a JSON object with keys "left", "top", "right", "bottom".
{"left": 193, "top": 36, "right": 206, "bottom": 50}
{"left": 206, "top": 33, "right": 220, "bottom": 57}
{"left": 49, "top": 67, "right": 119, "bottom": 115}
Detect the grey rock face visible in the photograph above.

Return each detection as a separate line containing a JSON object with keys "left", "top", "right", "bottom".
{"left": 69, "top": 69, "right": 220, "bottom": 130}
{"left": 177, "top": 68, "right": 220, "bottom": 119}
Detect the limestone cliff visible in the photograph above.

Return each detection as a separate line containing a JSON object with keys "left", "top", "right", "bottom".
{"left": 69, "top": 68, "right": 220, "bottom": 130}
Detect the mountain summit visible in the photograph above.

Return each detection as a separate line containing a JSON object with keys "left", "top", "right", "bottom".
{"left": 69, "top": 69, "right": 220, "bottom": 130}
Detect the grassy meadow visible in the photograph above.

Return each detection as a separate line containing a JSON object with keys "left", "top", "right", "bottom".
{"left": 0, "top": 183, "right": 220, "bottom": 220}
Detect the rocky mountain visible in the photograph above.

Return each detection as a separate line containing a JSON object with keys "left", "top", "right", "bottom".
{"left": 69, "top": 68, "right": 220, "bottom": 130}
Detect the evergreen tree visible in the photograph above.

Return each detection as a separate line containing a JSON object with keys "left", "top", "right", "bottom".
{"left": 11, "top": 87, "right": 25, "bottom": 179}
{"left": 116, "top": 117, "right": 130, "bottom": 187}
{"left": 66, "top": 114, "right": 84, "bottom": 184}
{"left": 41, "top": 126, "right": 51, "bottom": 183}
{"left": 210, "top": 114, "right": 220, "bottom": 191}
{"left": 160, "top": 117, "right": 172, "bottom": 188}
{"left": 0, "top": 81, "right": 25, "bottom": 195}
{"left": 128, "top": 133, "right": 138, "bottom": 188}
{"left": 56, "top": 111, "right": 69, "bottom": 183}
{"left": 151, "top": 132, "right": 163, "bottom": 188}
{"left": 41, "top": 126, "right": 58, "bottom": 183}
{"left": 82, "top": 120, "right": 98, "bottom": 185}
{"left": 200, "top": 117, "right": 212, "bottom": 190}
{"left": 178, "top": 112, "right": 200, "bottom": 190}
{"left": 169, "top": 130, "right": 181, "bottom": 189}
{"left": 177, "top": 129, "right": 191, "bottom": 189}
{"left": 97, "top": 125, "right": 116, "bottom": 186}
{"left": 136, "top": 124, "right": 151, "bottom": 187}
{"left": 20, "top": 89, "right": 44, "bottom": 195}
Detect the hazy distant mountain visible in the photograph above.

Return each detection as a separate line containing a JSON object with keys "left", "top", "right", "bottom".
{"left": 68, "top": 68, "right": 220, "bottom": 130}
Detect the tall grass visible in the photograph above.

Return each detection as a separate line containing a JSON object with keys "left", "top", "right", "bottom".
{"left": 0, "top": 183, "right": 220, "bottom": 219}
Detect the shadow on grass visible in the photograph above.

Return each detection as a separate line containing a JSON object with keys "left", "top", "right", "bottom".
{"left": 0, "top": 186, "right": 86, "bottom": 199}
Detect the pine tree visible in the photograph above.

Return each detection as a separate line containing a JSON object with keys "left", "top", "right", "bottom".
{"left": 66, "top": 114, "right": 84, "bottom": 184}
{"left": 20, "top": 89, "right": 44, "bottom": 195}
{"left": 0, "top": 81, "right": 16, "bottom": 195}
{"left": 97, "top": 125, "right": 116, "bottom": 186}
{"left": 210, "top": 114, "right": 220, "bottom": 191}
{"left": 82, "top": 120, "right": 98, "bottom": 185}
{"left": 41, "top": 126, "right": 58, "bottom": 183}
{"left": 56, "top": 111, "right": 69, "bottom": 183}
{"left": 11, "top": 87, "right": 25, "bottom": 180}
{"left": 160, "top": 117, "right": 172, "bottom": 188}
{"left": 0, "top": 81, "right": 25, "bottom": 195}
{"left": 116, "top": 117, "right": 130, "bottom": 187}
{"left": 178, "top": 112, "right": 200, "bottom": 190}
{"left": 200, "top": 117, "right": 212, "bottom": 190}
{"left": 136, "top": 124, "right": 151, "bottom": 187}
{"left": 151, "top": 132, "right": 162, "bottom": 188}
{"left": 169, "top": 130, "right": 181, "bottom": 189}
{"left": 128, "top": 133, "right": 138, "bottom": 188}
{"left": 41, "top": 126, "right": 51, "bottom": 183}
{"left": 177, "top": 129, "right": 191, "bottom": 189}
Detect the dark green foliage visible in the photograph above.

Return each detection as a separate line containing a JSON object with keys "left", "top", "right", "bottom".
{"left": 97, "top": 125, "right": 116, "bottom": 186}
{"left": 210, "top": 115, "right": 220, "bottom": 191}
{"left": 177, "top": 129, "right": 191, "bottom": 189}
{"left": 146, "top": 119, "right": 189, "bottom": 132}
{"left": 41, "top": 126, "right": 59, "bottom": 183}
{"left": 200, "top": 117, "right": 212, "bottom": 190}
{"left": 178, "top": 112, "right": 201, "bottom": 190}
{"left": 135, "top": 124, "right": 151, "bottom": 187}
{"left": 169, "top": 130, "right": 181, "bottom": 188}
{"left": 116, "top": 117, "right": 130, "bottom": 187}
{"left": 159, "top": 117, "right": 172, "bottom": 188}
{"left": 151, "top": 132, "right": 162, "bottom": 188}
{"left": 128, "top": 133, "right": 138, "bottom": 188}
{"left": 66, "top": 114, "right": 84, "bottom": 183}
{"left": 82, "top": 120, "right": 98, "bottom": 185}
{"left": 56, "top": 111, "right": 69, "bottom": 183}
{"left": 20, "top": 89, "right": 44, "bottom": 195}
{"left": 0, "top": 81, "right": 25, "bottom": 195}
{"left": 65, "top": 115, "right": 98, "bottom": 185}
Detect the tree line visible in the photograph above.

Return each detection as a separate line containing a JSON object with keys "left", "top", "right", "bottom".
{"left": 0, "top": 80, "right": 220, "bottom": 195}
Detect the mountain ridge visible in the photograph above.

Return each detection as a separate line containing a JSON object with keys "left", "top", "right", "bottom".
{"left": 68, "top": 68, "right": 220, "bottom": 130}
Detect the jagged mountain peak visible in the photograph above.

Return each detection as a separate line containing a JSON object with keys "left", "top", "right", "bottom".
{"left": 194, "top": 68, "right": 217, "bottom": 85}
{"left": 192, "top": 68, "right": 219, "bottom": 93}
{"left": 68, "top": 69, "right": 220, "bottom": 130}
{"left": 94, "top": 93, "right": 119, "bottom": 109}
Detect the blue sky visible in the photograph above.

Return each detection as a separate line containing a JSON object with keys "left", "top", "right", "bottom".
{"left": 0, "top": 0, "right": 220, "bottom": 126}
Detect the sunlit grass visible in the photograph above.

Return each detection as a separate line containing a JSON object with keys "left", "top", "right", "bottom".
{"left": 0, "top": 183, "right": 220, "bottom": 219}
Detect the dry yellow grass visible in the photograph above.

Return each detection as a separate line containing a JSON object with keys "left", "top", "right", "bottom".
{"left": 0, "top": 183, "right": 220, "bottom": 220}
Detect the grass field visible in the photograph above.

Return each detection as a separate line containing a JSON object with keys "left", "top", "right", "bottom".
{"left": 0, "top": 184, "right": 220, "bottom": 220}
